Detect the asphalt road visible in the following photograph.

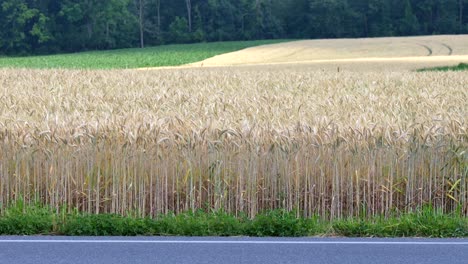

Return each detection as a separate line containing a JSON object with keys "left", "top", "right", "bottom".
{"left": 0, "top": 237, "right": 467, "bottom": 264}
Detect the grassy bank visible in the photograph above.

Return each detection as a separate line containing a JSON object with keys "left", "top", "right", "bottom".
{"left": 418, "top": 62, "right": 468, "bottom": 72}
{"left": 0, "top": 40, "right": 287, "bottom": 69}
{"left": 0, "top": 203, "right": 466, "bottom": 237}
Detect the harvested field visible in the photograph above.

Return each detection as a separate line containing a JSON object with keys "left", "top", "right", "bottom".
{"left": 181, "top": 35, "right": 468, "bottom": 71}
{"left": 0, "top": 67, "right": 466, "bottom": 218}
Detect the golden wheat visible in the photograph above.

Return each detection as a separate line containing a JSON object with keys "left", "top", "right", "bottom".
{"left": 0, "top": 67, "right": 466, "bottom": 218}
{"left": 178, "top": 35, "right": 468, "bottom": 71}
{"left": 200, "top": 35, "right": 468, "bottom": 63}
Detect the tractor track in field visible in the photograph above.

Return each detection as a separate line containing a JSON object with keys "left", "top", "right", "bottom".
{"left": 418, "top": 44, "right": 433, "bottom": 56}
{"left": 440, "top": 43, "right": 453, "bottom": 55}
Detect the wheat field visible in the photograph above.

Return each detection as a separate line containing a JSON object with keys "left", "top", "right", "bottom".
{"left": 0, "top": 66, "right": 467, "bottom": 218}
{"left": 181, "top": 35, "right": 468, "bottom": 71}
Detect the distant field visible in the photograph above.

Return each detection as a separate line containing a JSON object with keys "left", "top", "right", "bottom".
{"left": 185, "top": 35, "right": 468, "bottom": 71}
{"left": 0, "top": 40, "right": 287, "bottom": 69}
{"left": 3, "top": 36, "right": 467, "bottom": 71}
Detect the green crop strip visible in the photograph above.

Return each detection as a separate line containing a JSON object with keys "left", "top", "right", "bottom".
{"left": 0, "top": 40, "right": 288, "bottom": 69}
{"left": 418, "top": 63, "right": 468, "bottom": 72}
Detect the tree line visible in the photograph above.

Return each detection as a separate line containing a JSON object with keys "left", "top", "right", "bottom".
{"left": 1, "top": 0, "right": 467, "bottom": 55}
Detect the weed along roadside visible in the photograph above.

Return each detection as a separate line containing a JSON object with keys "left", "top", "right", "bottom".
{"left": 0, "top": 203, "right": 466, "bottom": 237}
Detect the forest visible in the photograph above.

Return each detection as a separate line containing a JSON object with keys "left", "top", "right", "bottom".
{"left": 0, "top": 0, "right": 467, "bottom": 55}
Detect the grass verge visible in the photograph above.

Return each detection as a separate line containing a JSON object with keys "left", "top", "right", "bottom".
{"left": 0, "top": 203, "right": 466, "bottom": 237}
{"left": 0, "top": 40, "right": 288, "bottom": 69}
{"left": 418, "top": 62, "right": 468, "bottom": 72}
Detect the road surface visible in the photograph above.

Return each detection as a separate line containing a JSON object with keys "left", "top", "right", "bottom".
{"left": 0, "top": 237, "right": 467, "bottom": 264}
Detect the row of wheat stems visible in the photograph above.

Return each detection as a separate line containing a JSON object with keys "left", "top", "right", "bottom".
{"left": 0, "top": 68, "right": 466, "bottom": 218}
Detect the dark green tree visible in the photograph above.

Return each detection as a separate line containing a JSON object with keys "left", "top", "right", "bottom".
{"left": 0, "top": 0, "right": 52, "bottom": 54}
{"left": 1, "top": 0, "right": 467, "bottom": 55}
{"left": 308, "top": 0, "right": 358, "bottom": 38}
{"left": 399, "top": 0, "right": 420, "bottom": 35}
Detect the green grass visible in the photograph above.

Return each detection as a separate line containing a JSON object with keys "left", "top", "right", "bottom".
{"left": 332, "top": 207, "right": 468, "bottom": 238}
{"left": 0, "top": 40, "right": 288, "bottom": 69}
{"left": 418, "top": 62, "right": 468, "bottom": 72}
{"left": 1, "top": 202, "right": 466, "bottom": 237}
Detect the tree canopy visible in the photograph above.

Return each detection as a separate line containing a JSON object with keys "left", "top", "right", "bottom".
{"left": 1, "top": 0, "right": 467, "bottom": 55}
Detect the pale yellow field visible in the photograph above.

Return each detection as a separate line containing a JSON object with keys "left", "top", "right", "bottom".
{"left": 1, "top": 68, "right": 466, "bottom": 218}
{"left": 177, "top": 35, "right": 468, "bottom": 71}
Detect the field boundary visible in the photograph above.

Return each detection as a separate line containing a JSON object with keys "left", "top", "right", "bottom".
{"left": 138, "top": 55, "right": 468, "bottom": 70}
